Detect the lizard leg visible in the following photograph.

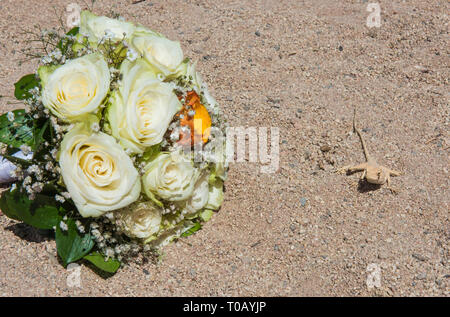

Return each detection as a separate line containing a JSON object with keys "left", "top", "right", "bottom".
{"left": 336, "top": 165, "right": 352, "bottom": 174}
{"left": 360, "top": 169, "right": 367, "bottom": 180}
{"left": 348, "top": 162, "right": 369, "bottom": 173}
{"left": 388, "top": 168, "right": 401, "bottom": 177}
{"left": 336, "top": 163, "right": 367, "bottom": 174}
{"left": 386, "top": 174, "right": 398, "bottom": 194}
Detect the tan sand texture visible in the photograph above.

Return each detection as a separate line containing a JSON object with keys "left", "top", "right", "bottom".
{"left": 0, "top": 0, "right": 448, "bottom": 296}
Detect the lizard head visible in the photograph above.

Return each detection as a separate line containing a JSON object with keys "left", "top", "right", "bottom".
{"left": 365, "top": 166, "right": 388, "bottom": 185}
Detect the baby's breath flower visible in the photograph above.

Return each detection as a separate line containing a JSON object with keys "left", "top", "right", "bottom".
{"left": 105, "top": 247, "right": 115, "bottom": 260}
{"left": 91, "top": 122, "right": 100, "bottom": 133}
{"left": 75, "top": 220, "right": 85, "bottom": 233}
{"left": 61, "top": 192, "right": 71, "bottom": 199}
{"left": 23, "top": 176, "right": 32, "bottom": 186}
{"left": 126, "top": 48, "right": 138, "bottom": 62}
{"left": 45, "top": 161, "right": 54, "bottom": 171}
{"left": 6, "top": 112, "right": 15, "bottom": 122}
{"left": 55, "top": 194, "right": 65, "bottom": 203}
{"left": 31, "top": 182, "right": 44, "bottom": 193}
{"left": 59, "top": 221, "right": 68, "bottom": 231}
{"left": 170, "top": 130, "right": 180, "bottom": 142}
{"left": 41, "top": 56, "right": 52, "bottom": 65}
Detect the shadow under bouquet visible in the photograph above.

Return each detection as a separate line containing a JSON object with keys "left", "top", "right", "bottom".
{"left": 0, "top": 11, "right": 227, "bottom": 274}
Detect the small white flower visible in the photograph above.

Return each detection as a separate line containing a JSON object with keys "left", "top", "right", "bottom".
{"left": 41, "top": 56, "right": 52, "bottom": 64}
{"left": 23, "top": 176, "right": 32, "bottom": 186}
{"left": 91, "top": 122, "right": 100, "bottom": 133}
{"left": 45, "top": 161, "right": 54, "bottom": 171}
{"left": 51, "top": 49, "right": 62, "bottom": 60}
{"left": 105, "top": 247, "right": 115, "bottom": 259}
{"left": 104, "top": 212, "right": 115, "bottom": 221}
{"left": 104, "top": 29, "right": 115, "bottom": 40}
{"left": 50, "top": 149, "right": 58, "bottom": 159}
{"left": 75, "top": 220, "right": 85, "bottom": 233}
{"left": 60, "top": 192, "right": 71, "bottom": 200}
{"left": 170, "top": 130, "right": 180, "bottom": 142}
{"left": 6, "top": 112, "right": 15, "bottom": 122}
{"left": 55, "top": 194, "right": 65, "bottom": 203}
{"left": 181, "top": 126, "right": 190, "bottom": 133}
{"left": 59, "top": 221, "right": 68, "bottom": 231}
{"left": 31, "top": 182, "right": 44, "bottom": 193}
{"left": 126, "top": 48, "right": 139, "bottom": 62}
{"left": 92, "top": 229, "right": 102, "bottom": 240}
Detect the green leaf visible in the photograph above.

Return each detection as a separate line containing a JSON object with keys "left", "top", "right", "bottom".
{"left": 199, "top": 209, "right": 214, "bottom": 222}
{"left": 208, "top": 171, "right": 217, "bottom": 184}
{"left": 14, "top": 74, "right": 39, "bottom": 100}
{"left": 84, "top": 252, "right": 121, "bottom": 274}
{"left": 145, "top": 189, "right": 164, "bottom": 208}
{"left": 0, "top": 109, "right": 33, "bottom": 148}
{"left": 1, "top": 154, "right": 32, "bottom": 166}
{"left": 0, "top": 189, "right": 62, "bottom": 229}
{"left": 66, "top": 27, "right": 79, "bottom": 37}
{"left": 58, "top": 27, "right": 80, "bottom": 52}
{"left": 181, "top": 222, "right": 202, "bottom": 237}
{"left": 56, "top": 217, "right": 95, "bottom": 267}
{"left": 141, "top": 143, "right": 161, "bottom": 162}
{"left": 32, "top": 119, "right": 50, "bottom": 152}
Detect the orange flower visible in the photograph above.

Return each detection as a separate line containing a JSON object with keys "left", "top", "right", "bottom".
{"left": 177, "top": 91, "right": 211, "bottom": 146}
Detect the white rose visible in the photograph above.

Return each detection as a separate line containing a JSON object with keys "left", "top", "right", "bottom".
{"left": 115, "top": 202, "right": 162, "bottom": 239}
{"left": 184, "top": 173, "right": 224, "bottom": 213}
{"left": 142, "top": 151, "right": 199, "bottom": 202}
{"left": 204, "top": 139, "right": 228, "bottom": 181}
{"left": 131, "top": 27, "right": 184, "bottom": 76}
{"left": 39, "top": 53, "right": 110, "bottom": 122}
{"left": 107, "top": 59, "right": 181, "bottom": 154}
{"left": 80, "top": 11, "right": 135, "bottom": 42}
{"left": 205, "top": 178, "right": 224, "bottom": 210}
{"left": 59, "top": 120, "right": 141, "bottom": 217}
{"left": 183, "top": 172, "right": 210, "bottom": 214}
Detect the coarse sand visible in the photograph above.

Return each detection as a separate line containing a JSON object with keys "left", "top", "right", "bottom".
{"left": 0, "top": 0, "right": 448, "bottom": 296}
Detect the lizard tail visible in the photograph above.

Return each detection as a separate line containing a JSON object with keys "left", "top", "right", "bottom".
{"left": 353, "top": 108, "right": 370, "bottom": 161}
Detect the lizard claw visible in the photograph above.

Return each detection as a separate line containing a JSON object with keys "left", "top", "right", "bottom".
{"left": 387, "top": 186, "right": 399, "bottom": 195}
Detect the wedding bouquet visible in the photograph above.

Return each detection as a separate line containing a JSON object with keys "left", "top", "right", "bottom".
{"left": 0, "top": 11, "right": 227, "bottom": 273}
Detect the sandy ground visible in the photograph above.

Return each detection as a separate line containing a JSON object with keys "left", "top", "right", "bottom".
{"left": 0, "top": 0, "right": 449, "bottom": 296}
